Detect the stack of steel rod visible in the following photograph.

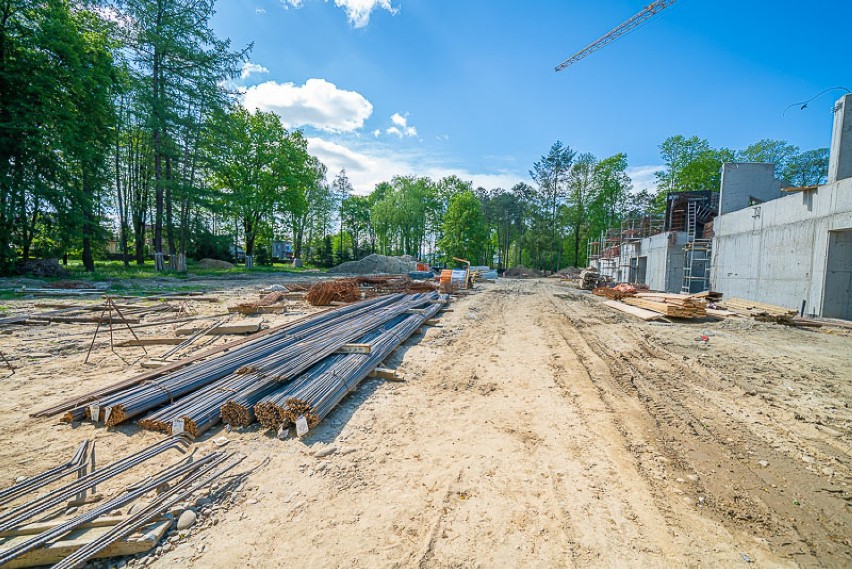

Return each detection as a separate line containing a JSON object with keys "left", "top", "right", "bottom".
{"left": 137, "top": 293, "right": 440, "bottom": 437}
{"left": 0, "top": 436, "right": 190, "bottom": 533}
{"left": 68, "top": 296, "right": 394, "bottom": 426}
{"left": 0, "top": 436, "right": 237, "bottom": 569}
{"left": 285, "top": 300, "right": 443, "bottom": 431}
{"left": 254, "top": 295, "right": 445, "bottom": 434}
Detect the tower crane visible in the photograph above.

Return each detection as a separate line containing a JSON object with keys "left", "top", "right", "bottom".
{"left": 555, "top": 0, "right": 678, "bottom": 72}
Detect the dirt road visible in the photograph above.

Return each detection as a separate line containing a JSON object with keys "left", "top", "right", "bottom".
{"left": 152, "top": 279, "right": 849, "bottom": 568}
{"left": 1, "top": 278, "right": 849, "bottom": 567}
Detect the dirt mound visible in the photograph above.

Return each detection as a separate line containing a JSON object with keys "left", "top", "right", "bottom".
{"left": 327, "top": 254, "right": 418, "bottom": 275}
{"left": 15, "top": 258, "right": 69, "bottom": 278}
{"left": 503, "top": 266, "right": 545, "bottom": 278}
{"left": 197, "top": 258, "right": 235, "bottom": 270}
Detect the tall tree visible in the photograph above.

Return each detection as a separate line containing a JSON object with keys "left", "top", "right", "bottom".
{"left": 530, "top": 141, "right": 575, "bottom": 271}
{"left": 122, "top": 0, "right": 245, "bottom": 270}
{"left": 566, "top": 152, "right": 597, "bottom": 267}
{"left": 783, "top": 148, "right": 830, "bottom": 186}
{"left": 204, "top": 106, "right": 302, "bottom": 269}
{"left": 737, "top": 139, "right": 799, "bottom": 179}
{"left": 438, "top": 190, "right": 487, "bottom": 264}
{"left": 655, "top": 135, "right": 734, "bottom": 196}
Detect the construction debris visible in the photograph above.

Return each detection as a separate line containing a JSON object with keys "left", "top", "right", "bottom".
{"left": 579, "top": 268, "right": 602, "bottom": 289}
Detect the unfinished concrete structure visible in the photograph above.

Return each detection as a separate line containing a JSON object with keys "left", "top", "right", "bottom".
{"left": 711, "top": 94, "right": 852, "bottom": 319}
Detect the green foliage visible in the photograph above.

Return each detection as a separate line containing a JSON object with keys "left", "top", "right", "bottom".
{"left": 784, "top": 148, "right": 829, "bottom": 186}
{"left": 655, "top": 135, "right": 735, "bottom": 195}
{"left": 438, "top": 190, "right": 487, "bottom": 264}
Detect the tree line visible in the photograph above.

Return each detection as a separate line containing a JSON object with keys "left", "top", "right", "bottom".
{"left": 0, "top": 1, "right": 830, "bottom": 274}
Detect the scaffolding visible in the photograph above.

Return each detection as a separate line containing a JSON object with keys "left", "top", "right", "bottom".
{"left": 587, "top": 215, "right": 664, "bottom": 284}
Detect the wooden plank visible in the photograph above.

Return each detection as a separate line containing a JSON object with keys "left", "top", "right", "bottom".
{"left": 424, "top": 319, "right": 441, "bottom": 326}
{"left": 603, "top": 300, "right": 664, "bottom": 321}
{"left": 140, "top": 361, "right": 167, "bottom": 369}
{"left": 115, "top": 338, "right": 184, "bottom": 347}
{"left": 174, "top": 323, "right": 262, "bottom": 336}
{"left": 336, "top": 343, "right": 371, "bottom": 354}
{"left": 0, "top": 516, "right": 125, "bottom": 539}
{"left": 368, "top": 367, "right": 404, "bottom": 381}
{"left": 29, "top": 315, "right": 141, "bottom": 324}
{"left": 0, "top": 518, "right": 169, "bottom": 568}
{"left": 227, "top": 305, "right": 287, "bottom": 314}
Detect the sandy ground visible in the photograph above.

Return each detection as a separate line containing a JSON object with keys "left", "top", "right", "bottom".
{"left": 0, "top": 278, "right": 850, "bottom": 568}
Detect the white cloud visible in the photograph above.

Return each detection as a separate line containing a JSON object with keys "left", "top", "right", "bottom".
{"left": 626, "top": 165, "right": 662, "bottom": 193}
{"left": 306, "top": 137, "right": 525, "bottom": 195}
{"left": 255, "top": 6, "right": 267, "bottom": 14}
{"left": 241, "top": 62, "right": 270, "bottom": 80}
{"left": 242, "top": 78, "right": 373, "bottom": 132}
{"left": 372, "top": 129, "right": 381, "bottom": 138}
{"left": 280, "top": 0, "right": 396, "bottom": 28}
{"left": 384, "top": 112, "right": 417, "bottom": 138}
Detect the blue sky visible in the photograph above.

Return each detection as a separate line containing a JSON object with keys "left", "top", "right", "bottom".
{"left": 212, "top": 0, "right": 852, "bottom": 194}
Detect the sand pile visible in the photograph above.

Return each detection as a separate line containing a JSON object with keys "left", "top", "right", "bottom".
{"left": 327, "top": 254, "right": 418, "bottom": 275}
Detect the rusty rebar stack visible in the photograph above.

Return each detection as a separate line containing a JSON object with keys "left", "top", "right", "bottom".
{"left": 305, "top": 279, "right": 361, "bottom": 306}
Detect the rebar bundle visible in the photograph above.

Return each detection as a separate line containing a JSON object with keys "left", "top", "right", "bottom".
{"left": 255, "top": 295, "right": 445, "bottom": 434}
{"left": 139, "top": 293, "right": 441, "bottom": 437}
{"left": 73, "top": 296, "right": 394, "bottom": 426}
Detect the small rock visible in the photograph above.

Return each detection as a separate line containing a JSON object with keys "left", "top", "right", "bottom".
{"left": 212, "top": 436, "right": 229, "bottom": 447}
{"left": 177, "top": 510, "right": 197, "bottom": 530}
{"left": 65, "top": 506, "right": 78, "bottom": 516}
{"left": 15, "top": 475, "right": 27, "bottom": 483}
{"left": 246, "top": 498, "right": 258, "bottom": 505}
{"left": 686, "top": 474, "right": 700, "bottom": 482}
{"left": 314, "top": 463, "right": 327, "bottom": 473}
{"left": 163, "top": 543, "right": 174, "bottom": 553}
{"left": 195, "top": 496, "right": 211, "bottom": 507}
{"left": 757, "top": 460, "right": 769, "bottom": 468}
{"left": 675, "top": 477, "right": 685, "bottom": 484}
{"left": 169, "top": 506, "right": 185, "bottom": 518}
{"left": 802, "top": 455, "right": 815, "bottom": 464}
{"left": 276, "top": 426, "right": 291, "bottom": 440}
{"left": 314, "top": 445, "right": 337, "bottom": 458}
{"left": 698, "top": 496, "right": 706, "bottom": 506}
{"left": 201, "top": 507, "right": 212, "bottom": 516}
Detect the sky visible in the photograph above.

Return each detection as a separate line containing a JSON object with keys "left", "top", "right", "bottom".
{"left": 211, "top": 0, "right": 852, "bottom": 195}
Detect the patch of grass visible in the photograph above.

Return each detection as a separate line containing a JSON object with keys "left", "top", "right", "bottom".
{"left": 59, "top": 259, "right": 325, "bottom": 281}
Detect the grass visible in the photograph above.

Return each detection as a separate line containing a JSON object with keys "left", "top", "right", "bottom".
{"left": 60, "top": 259, "right": 324, "bottom": 281}
{"left": 0, "top": 259, "right": 326, "bottom": 297}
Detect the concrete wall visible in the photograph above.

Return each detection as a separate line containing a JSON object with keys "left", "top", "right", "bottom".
{"left": 719, "top": 162, "right": 786, "bottom": 215}
{"left": 710, "top": 177, "right": 852, "bottom": 315}
{"left": 829, "top": 94, "right": 852, "bottom": 184}
{"left": 643, "top": 231, "right": 687, "bottom": 292}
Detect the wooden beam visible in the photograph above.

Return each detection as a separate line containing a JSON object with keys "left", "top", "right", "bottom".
{"left": 174, "top": 323, "right": 262, "bottom": 336}
{"left": 603, "top": 300, "right": 664, "bottom": 321}
{"left": 0, "top": 518, "right": 170, "bottom": 568}
{"left": 368, "top": 367, "right": 404, "bottom": 381}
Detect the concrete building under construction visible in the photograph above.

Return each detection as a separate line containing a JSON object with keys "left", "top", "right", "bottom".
{"left": 591, "top": 93, "right": 852, "bottom": 320}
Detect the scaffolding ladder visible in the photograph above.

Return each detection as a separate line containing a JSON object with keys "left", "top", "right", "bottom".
{"left": 682, "top": 239, "right": 712, "bottom": 294}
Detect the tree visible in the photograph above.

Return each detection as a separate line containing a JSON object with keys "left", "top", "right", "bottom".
{"left": 122, "top": 0, "right": 245, "bottom": 270}
{"left": 783, "top": 148, "right": 830, "bottom": 186}
{"left": 438, "top": 190, "right": 487, "bottom": 264}
{"left": 737, "top": 139, "right": 798, "bottom": 179}
{"left": 340, "top": 194, "right": 371, "bottom": 259}
{"left": 530, "top": 141, "right": 575, "bottom": 271}
{"left": 655, "top": 135, "right": 734, "bottom": 196}
{"left": 332, "top": 170, "right": 353, "bottom": 264}
{"left": 566, "top": 153, "right": 597, "bottom": 267}
{"left": 204, "top": 106, "right": 301, "bottom": 269}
